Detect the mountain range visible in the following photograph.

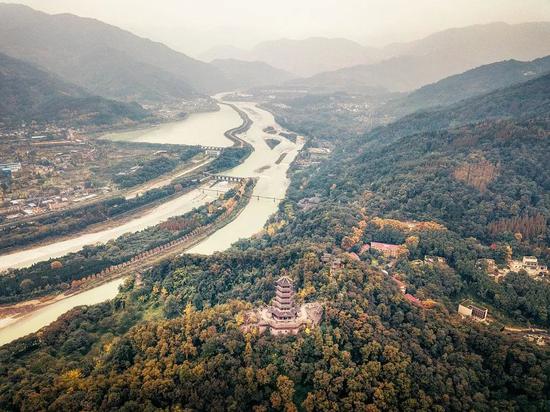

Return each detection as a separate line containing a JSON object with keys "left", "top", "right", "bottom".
{"left": 0, "top": 3, "right": 231, "bottom": 103}
{"left": 0, "top": 52, "right": 149, "bottom": 126}
{"left": 210, "top": 59, "right": 295, "bottom": 89}
{"left": 201, "top": 38, "right": 382, "bottom": 77}
{"left": 289, "top": 22, "right": 550, "bottom": 94}
{"left": 1, "top": 4, "right": 550, "bottom": 109}
{"left": 385, "top": 55, "right": 550, "bottom": 116}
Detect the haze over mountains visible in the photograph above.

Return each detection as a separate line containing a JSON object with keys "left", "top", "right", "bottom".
{"left": 210, "top": 59, "right": 295, "bottom": 89}
{"left": 201, "top": 38, "right": 382, "bottom": 77}
{"left": 0, "top": 3, "right": 227, "bottom": 102}
{"left": 0, "top": 52, "right": 148, "bottom": 125}
{"left": 1, "top": 3, "right": 549, "bottom": 109}
{"left": 385, "top": 55, "right": 550, "bottom": 116}
{"left": 288, "top": 22, "right": 550, "bottom": 93}
{"left": 203, "top": 22, "right": 550, "bottom": 93}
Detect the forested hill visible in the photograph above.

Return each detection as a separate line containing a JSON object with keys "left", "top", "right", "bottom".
{"left": 293, "top": 72, "right": 550, "bottom": 248}
{"left": 370, "top": 72, "right": 550, "bottom": 146}
{"left": 387, "top": 55, "right": 550, "bottom": 116}
{"left": 0, "top": 53, "right": 149, "bottom": 126}
{"left": 0, "top": 49, "right": 549, "bottom": 412}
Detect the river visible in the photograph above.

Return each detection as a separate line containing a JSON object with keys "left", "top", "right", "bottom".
{"left": 102, "top": 103, "right": 240, "bottom": 147}
{"left": 0, "top": 278, "right": 126, "bottom": 346}
{"left": 0, "top": 181, "right": 233, "bottom": 271}
{"left": 0, "top": 99, "right": 302, "bottom": 345}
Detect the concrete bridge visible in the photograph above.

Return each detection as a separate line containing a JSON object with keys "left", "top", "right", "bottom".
{"left": 211, "top": 175, "right": 247, "bottom": 183}
{"left": 200, "top": 187, "right": 284, "bottom": 202}
{"left": 200, "top": 145, "right": 225, "bottom": 153}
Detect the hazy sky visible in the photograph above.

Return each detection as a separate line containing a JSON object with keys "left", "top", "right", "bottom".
{"left": 10, "top": 0, "right": 550, "bottom": 57}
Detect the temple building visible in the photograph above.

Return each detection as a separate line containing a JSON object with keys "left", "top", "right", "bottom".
{"left": 270, "top": 276, "right": 298, "bottom": 321}
{"left": 241, "top": 276, "right": 323, "bottom": 336}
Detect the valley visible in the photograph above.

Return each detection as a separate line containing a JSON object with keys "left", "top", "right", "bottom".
{"left": 0, "top": 3, "right": 549, "bottom": 410}
{"left": 0, "top": 97, "right": 304, "bottom": 345}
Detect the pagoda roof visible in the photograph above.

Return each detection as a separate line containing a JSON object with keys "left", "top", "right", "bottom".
{"left": 276, "top": 276, "right": 293, "bottom": 286}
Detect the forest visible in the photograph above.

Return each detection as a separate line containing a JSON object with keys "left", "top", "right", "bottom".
{"left": 0, "top": 68, "right": 549, "bottom": 411}
{"left": 0, "top": 244, "right": 549, "bottom": 411}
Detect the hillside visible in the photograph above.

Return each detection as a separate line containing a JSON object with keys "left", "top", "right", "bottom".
{"left": 288, "top": 22, "right": 550, "bottom": 93}
{"left": 384, "top": 22, "right": 550, "bottom": 61}
{"left": 284, "top": 73, "right": 550, "bottom": 326}
{"left": 1, "top": 65, "right": 550, "bottom": 411}
{"left": 0, "top": 4, "right": 230, "bottom": 102}
{"left": 387, "top": 56, "right": 550, "bottom": 116}
{"left": 0, "top": 53, "right": 149, "bottom": 125}
{"left": 210, "top": 59, "right": 295, "bottom": 89}
{"left": 369, "top": 72, "right": 550, "bottom": 145}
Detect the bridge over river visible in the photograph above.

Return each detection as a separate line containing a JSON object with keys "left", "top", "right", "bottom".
{"left": 0, "top": 96, "right": 303, "bottom": 346}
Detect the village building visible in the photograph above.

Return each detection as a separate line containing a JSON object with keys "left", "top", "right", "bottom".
{"left": 359, "top": 244, "right": 371, "bottom": 255}
{"left": 345, "top": 252, "right": 360, "bottom": 262}
{"left": 297, "top": 196, "right": 321, "bottom": 211}
{"left": 241, "top": 276, "right": 323, "bottom": 336}
{"left": 321, "top": 252, "right": 333, "bottom": 264}
{"left": 476, "top": 258, "right": 505, "bottom": 281}
{"left": 330, "top": 258, "right": 343, "bottom": 274}
{"left": 424, "top": 255, "right": 447, "bottom": 264}
{"left": 523, "top": 256, "right": 538, "bottom": 269}
{"left": 370, "top": 242, "right": 407, "bottom": 258}
{"left": 509, "top": 256, "right": 548, "bottom": 279}
{"left": 392, "top": 276, "right": 407, "bottom": 294}
{"left": 404, "top": 294, "right": 424, "bottom": 307}
{"left": 458, "top": 301, "right": 488, "bottom": 321}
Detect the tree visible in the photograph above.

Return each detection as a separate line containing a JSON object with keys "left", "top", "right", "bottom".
{"left": 19, "top": 278, "right": 34, "bottom": 292}
{"left": 163, "top": 296, "right": 180, "bottom": 319}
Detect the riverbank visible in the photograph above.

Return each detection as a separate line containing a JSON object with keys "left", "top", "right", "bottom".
{"left": 0, "top": 179, "right": 255, "bottom": 343}
{"left": 0, "top": 155, "right": 214, "bottom": 257}
{"left": 102, "top": 103, "right": 241, "bottom": 148}
{"left": 0, "top": 98, "right": 304, "bottom": 345}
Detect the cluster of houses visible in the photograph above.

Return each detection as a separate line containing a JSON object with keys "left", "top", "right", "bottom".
{"left": 0, "top": 162, "right": 22, "bottom": 178}
{"left": 0, "top": 186, "right": 110, "bottom": 221}
{"left": 478, "top": 256, "right": 548, "bottom": 282}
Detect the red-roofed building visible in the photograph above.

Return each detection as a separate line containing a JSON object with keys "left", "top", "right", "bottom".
{"left": 370, "top": 242, "right": 406, "bottom": 258}
{"left": 404, "top": 294, "right": 423, "bottom": 307}
{"left": 359, "top": 244, "right": 370, "bottom": 254}
{"left": 346, "top": 252, "right": 360, "bottom": 261}
{"left": 392, "top": 276, "right": 407, "bottom": 294}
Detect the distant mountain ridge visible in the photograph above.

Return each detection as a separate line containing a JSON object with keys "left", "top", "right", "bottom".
{"left": 386, "top": 55, "right": 550, "bottom": 116}
{"left": 210, "top": 59, "right": 295, "bottom": 89}
{"left": 0, "top": 52, "right": 149, "bottom": 126}
{"left": 284, "top": 22, "right": 550, "bottom": 94}
{"left": 201, "top": 37, "right": 382, "bottom": 77}
{"left": 369, "top": 72, "right": 550, "bottom": 147}
{"left": 0, "top": 3, "right": 230, "bottom": 102}
{"left": 383, "top": 21, "right": 550, "bottom": 60}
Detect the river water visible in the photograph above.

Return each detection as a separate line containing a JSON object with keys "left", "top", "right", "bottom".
{"left": 0, "top": 278, "right": 126, "bottom": 346}
{"left": 0, "top": 99, "right": 302, "bottom": 345}
{"left": 102, "top": 103, "right": 240, "bottom": 147}
{"left": 0, "top": 181, "right": 233, "bottom": 271}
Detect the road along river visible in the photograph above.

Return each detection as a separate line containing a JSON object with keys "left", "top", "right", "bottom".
{"left": 0, "top": 99, "right": 303, "bottom": 346}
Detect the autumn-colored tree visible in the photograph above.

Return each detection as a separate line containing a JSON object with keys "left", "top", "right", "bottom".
{"left": 50, "top": 260, "right": 63, "bottom": 269}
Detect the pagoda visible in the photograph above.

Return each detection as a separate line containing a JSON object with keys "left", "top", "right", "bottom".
{"left": 240, "top": 275, "right": 323, "bottom": 336}
{"left": 270, "top": 276, "right": 298, "bottom": 321}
